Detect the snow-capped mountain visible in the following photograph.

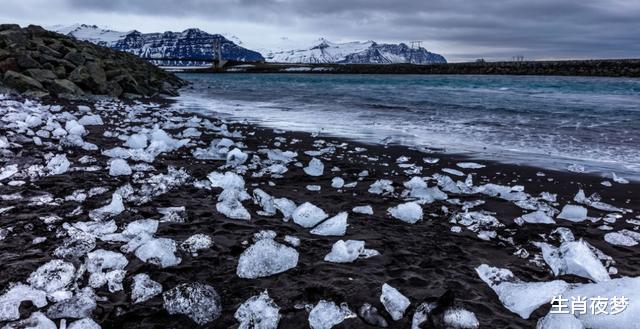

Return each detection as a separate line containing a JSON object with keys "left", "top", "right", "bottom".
{"left": 48, "top": 25, "right": 264, "bottom": 63}
{"left": 265, "top": 38, "right": 446, "bottom": 64}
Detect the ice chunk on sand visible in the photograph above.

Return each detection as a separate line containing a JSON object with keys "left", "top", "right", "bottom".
{"left": 65, "top": 120, "right": 86, "bottom": 136}
{"left": 46, "top": 287, "right": 97, "bottom": 319}
{"left": 352, "top": 205, "right": 373, "bottom": 215}
{"left": 331, "top": 177, "right": 344, "bottom": 188}
{"left": 46, "top": 154, "right": 70, "bottom": 175}
{"left": 163, "top": 283, "right": 221, "bottom": 325}
{"left": 308, "top": 300, "right": 354, "bottom": 329}
{"left": 125, "top": 133, "right": 148, "bottom": 149}
{"left": 109, "top": 158, "right": 132, "bottom": 176}
{"left": 86, "top": 249, "right": 128, "bottom": 273}
{"left": 536, "top": 313, "right": 583, "bottom": 329}
{"left": 135, "top": 238, "right": 182, "bottom": 268}
{"left": 253, "top": 188, "right": 276, "bottom": 216}
{"left": 131, "top": 273, "right": 162, "bottom": 304}
{"left": 520, "top": 210, "right": 556, "bottom": 225}
{"left": 208, "top": 171, "right": 246, "bottom": 190}
{"left": 292, "top": 202, "right": 328, "bottom": 228}
{"left": 443, "top": 308, "right": 480, "bottom": 329}
{"left": 158, "top": 206, "right": 187, "bottom": 223}
{"left": 442, "top": 168, "right": 465, "bottom": 176}
{"left": 402, "top": 177, "right": 447, "bottom": 204}
{"left": 311, "top": 212, "right": 348, "bottom": 236}
{"left": 0, "top": 164, "right": 18, "bottom": 181}
{"left": 180, "top": 234, "right": 213, "bottom": 256}
{"left": 368, "top": 179, "right": 394, "bottom": 195}
{"left": 227, "top": 148, "right": 248, "bottom": 167}
{"left": 234, "top": 290, "right": 281, "bottom": 329}
{"left": 536, "top": 240, "right": 610, "bottom": 282}
{"left": 68, "top": 318, "right": 101, "bottom": 329}
{"left": 2, "top": 312, "right": 56, "bottom": 329}
{"left": 78, "top": 114, "right": 103, "bottom": 125}
{"left": 324, "top": 240, "right": 369, "bottom": 263}
{"left": 380, "top": 283, "right": 410, "bottom": 321}
{"left": 217, "top": 189, "right": 251, "bottom": 220}
{"left": 358, "top": 303, "right": 388, "bottom": 327}
{"left": 557, "top": 205, "right": 588, "bottom": 222}
{"left": 457, "top": 162, "right": 486, "bottom": 169}
{"left": 273, "top": 198, "right": 296, "bottom": 221}
{"left": 0, "top": 284, "right": 48, "bottom": 321}
{"left": 562, "top": 276, "right": 640, "bottom": 329}
{"left": 475, "top": 264, "right": 569, "bottom": 319}
{"left": 237, "top": 238, "right": 299, "bottom": 279}
{"left": 304, "top": 158, "right": 324, "bottom": 176}
{"left": 89, "top": 192, "right": 125, "bottom": 221}
{"left": 611, "top": 172, "right": 629, "bottom": 184}
{"left": 604, "top": 230, "right": 640, "bottom": 247}
{"left": 27, "top": 259, "right": 75, "bottom": 293}
{"left": 388, "top": 202, "right": 423, "bottom": 224}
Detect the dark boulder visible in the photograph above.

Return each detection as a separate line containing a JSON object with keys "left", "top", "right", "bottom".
{"left": 25, "top": 68, "right": 57, "bottom": 82}
{"left": 16, "top": 54, "right": 41, "bottom": 69}
{"left": 3, "top": 70, "right": 44, "bottom": 92}
{"left": 46, "top": 79, "right": 84, "bottom": 97}
{"left": 63, "top": 51, "right": 85, "bottom": 66}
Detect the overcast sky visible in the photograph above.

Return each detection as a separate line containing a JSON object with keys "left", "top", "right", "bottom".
{"left": 1, "top": 0, "right": 639, "bottom": 62}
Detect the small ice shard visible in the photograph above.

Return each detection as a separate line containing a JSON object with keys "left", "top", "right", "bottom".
{"left": 237, "top": 238, "right": 299, "bottom": 279}
{"left": 388, "top": 202, "right": 423, "bottom": 224}
{"left": 331, "top": 177, "right": 344, "bottom": 188}
{"left": 46, "top": 287, "right": 97, "bottom": 319}
{"left": 324, "top": 240, "right": 369, "bottom": 263}
{"left": 457, "top": 162, "right": 485, "bottom": 169}
{"left": 567, "top": 164, "right": 585, "bottom": 173}
{"left": 86, "top": 249, "right": 128, "bottom": 273}
{"left": 65, "top": 120, "right": 86, "bottom": 136}
{"left": 442, "top": 168, "right": 465, "bottom": 176}
{"left": 380, "top": 283, "right": 410, "bottom": 321}
{"left": 67, "top": 318, "right": 101, "bottom": 329}
{"left": 520, "top": 210, "right": 556, "bottom": 225}
{"left": 208, "top": 171, "right": 246, "bottom": 190}
{"left": 306, "top": 185, "right": 321, "bottom": 191}
{"left": 253, "top": 189, "right": 277, "bottom": 216}
{"left": 131, "top": 273, "right": 162, "bottom": 304}
{"left": 0, "top": 164, "right": 18, "bottom": 181}
{"left": 304, "top": 158, "right": 324, "bottom": 176}
{"left": 611, "top": 172, "right": 629, "bottom": 184}
{"left": 475, "top": 264, "right": 569, "bottom": 319}
{"left": 217, "top": 189, "right": 251, "bottom": 220}
{"left": 46, "top": 154, "right": 70, "bottom": 175}
{"left": 273, "top": 198, "right": 296, "bottom": 221}
{"left": 573, "top": 189, "right": 625, "bottom": 213}
{"left": 536, "top": 240, "right": 610, "bottom": 282}
{"left": 402, "top": 177, "right": 447, "bottom": 204}
{"left": 443, "top": 308, "right": 480, "bottom": 329}
{"left": 180, "top": 234, "right": 213, "bottom": 256}
{"left": 308, "top": 300, "right": 354, "bottom": 329}
{"left": 125, "top": 133, "right": 148, "bottom": 149}
{"left": 284, "top": 235, "right": 300, "bottom": 247}
{"left": 227, "top": 148, "right": 248, "bottom": 167}
{"left": 158, "top": 206, "right": 187, "bottom": 223}
{"left": 0, "top": 284, "right": 48, "bottom": 321}
{"left": 352, "top": 205, "right": 373, "bottom": 215}
{"left": 292, "top": 202, "right": 328, "bottom": 228}
{"left": 604, "top": 230, "right": 640, "bottom": 247}
{"left": 163, "top": 283, "right": 222, "bottom": 325}
{"left": 89, "top": 193, "right": 125, "bottom": 221}
{"left": 234, "top": 290, "right": 281, "bottom": 329}
{"left": 135, "top": 238, "right": 182, "bottom": 268}
{"left": 78, "top": 114, "right": 103, "bottom": 125}
{"left": 109, "top": 158, "right": 132, "bottom": 176}
{"left": 557, "top": 205, "right": 588, "bottom": 222}
{"left": 536, "top": 312, "right": 583, "bottom": 329}
{"left": 311, "top": 212, "right": 348, "bottom": 236}
{"left": 27, "top": 259, "right": 75, "bottom": 293}
{"left": 2, "top": 312, "right": 56, "bottom": 329}
{"left": 358, "top": 303, "right": 388, "bottom": 327}
{"left": 368, "top": 179, "right": 394, "bottom": 195}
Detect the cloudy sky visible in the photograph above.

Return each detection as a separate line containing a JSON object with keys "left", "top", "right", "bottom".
{"left": 2, "top": 0, "right": 639, "bottom": 62}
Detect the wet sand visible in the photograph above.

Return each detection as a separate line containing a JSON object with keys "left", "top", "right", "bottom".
{"left": 1, "top": 97, "right": 638, "bottom": 328}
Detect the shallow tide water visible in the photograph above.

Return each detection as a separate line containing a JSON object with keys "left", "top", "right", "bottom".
{"left": 175, "top": 73, "right": 640, "bottom": 180}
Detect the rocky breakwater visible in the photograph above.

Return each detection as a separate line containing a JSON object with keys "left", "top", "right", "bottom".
{"left": 0, "top": 24, "right": 187, "bottom": 98}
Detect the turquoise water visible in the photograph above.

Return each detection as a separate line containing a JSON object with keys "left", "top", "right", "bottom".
{"left": 175, "top": 73, "right": 640, "bottom": 179}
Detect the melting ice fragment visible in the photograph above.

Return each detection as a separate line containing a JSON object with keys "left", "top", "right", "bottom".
{"left": 237, "top": 238, "right": 299, "bottom": 279}
{"left": 88, "top": 192, "right": 125, "bottom": 221}
{"left": 388, "top": 202, "right": 423, "bottom": 224}
{"left": 131, "top": 273, "right": 162, "bottom": 304}
{"left": 557, "top": 205, "right": 588, "bottom": 222}
{"left": 352, "top": 205, "right": 373, "bottom": 215}
{"left": 0, "top": 284, "right": 48, "bottom": 321}
{"left": 135, "top": 238, "right": 182, "bottom": 268}
{"left": 604, "top": 230, "right": 640, "bottom": 247}
{"left": 304, "top": 158, "right": 324, "bottom": 176}
{"left": 46, "top": 154, "right": 70, "bottom": 175}
{"left": 67, "top": 318, "right": 101, "bottom": 329}
{"left": 536, "top": 313, "right": 584, "bottom": 329}
{"left": 331, "top": 177, "right": 344, "bottom": 188}
{"left": 27, "top": 259, "right": 75, "bottom": 293}
{"left": 475, "top": 264, "right": 569, "bottom": 319}
{"left": 109, "top": 158, "right": 132, "bottom": 176}
{"left": 308, "top": 300, "right": 354, "bottom": 329}
{"left": 227, "top": 148, "right": 248, "bottom": 167}
{"left": 163, "top": 283, "right": 222, "bottom": 325}
{"left": 520, "top": 210, "right": 556, "bottom": 225}
{"left": 536, "top": 240, "right": 610, "bottom": 282}
{"left": 292, "top": 202, "right": 328, "bottom": 228}
{"left": 358, "top": 303, "right": 388, "bottom": 327}
{"left": 457, "top": 162, "right": 485, "bottom": 169}
{"left": 380, "top": 283, "right": 410, "bottom": 321}
{"left": 46, "top": 287, "right": 97, "bottom": 319}
{"left": 273, "top": 197, "right": 296, "bottom": 221}
{"left": 324, "top": 240, "right": 379, "bottom": 263}
{"left": 234, "top": 290, "right": 281, "bottom": 329}
{"left": 368, "top": 179, "right": 394, "bottom": 195}
{"left": 310, "top": 212, "right": 348, "bottom": 236}
{"left": 180, "top": 234, "right": 213, "bottom": 256}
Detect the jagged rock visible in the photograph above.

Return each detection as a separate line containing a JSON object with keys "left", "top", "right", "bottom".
{"left": 25, "top": 68, "right": 57, "bottom": 82}
{"left": 15, "top": 54, "right": 41, "bottom": 69}
{"left": 48, "top": 79, "right": 84, "bottom": 97}
{"left": 63, "top": 51, "right": 85, "bottom": 66}
{"left": 3, "top": 70, "right": 43, "bottom": 91}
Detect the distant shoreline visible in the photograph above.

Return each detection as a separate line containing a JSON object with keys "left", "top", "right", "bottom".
{"left": 174, "top": 58, "right": 640, "bottom": 77}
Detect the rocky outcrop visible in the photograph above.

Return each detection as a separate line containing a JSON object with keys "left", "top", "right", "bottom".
{"left": 0, "top": 24, "right": 187, "bottom": 98}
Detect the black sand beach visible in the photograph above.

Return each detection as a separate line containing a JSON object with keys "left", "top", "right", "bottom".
{"left": 1, "top": 95, "right": 638, "bottom": 328}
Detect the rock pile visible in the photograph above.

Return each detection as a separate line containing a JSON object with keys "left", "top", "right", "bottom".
{"left": 0, "top": 24, "right": 187, "bottom": 98}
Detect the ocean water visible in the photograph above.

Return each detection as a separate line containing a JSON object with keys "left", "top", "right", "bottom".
{"left": 174, "top": 73, "right": 640, "bottom": 180}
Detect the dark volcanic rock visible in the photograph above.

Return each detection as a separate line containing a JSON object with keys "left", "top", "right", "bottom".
{"left": 0, "top": 24, "right": 187, "bottom": 98}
